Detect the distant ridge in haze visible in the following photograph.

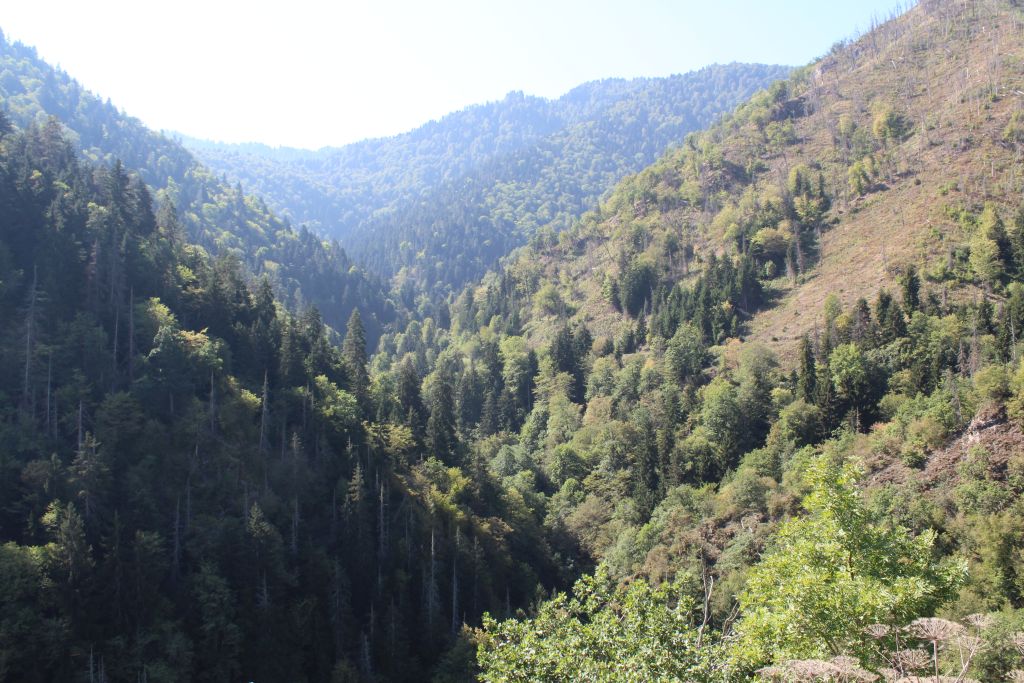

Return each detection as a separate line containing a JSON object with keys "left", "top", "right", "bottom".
{"left": 183, "top": 64, "right": 791, "bottom": 293}
{"left": 0, "top": 31, "right": 397, "bottom": 343}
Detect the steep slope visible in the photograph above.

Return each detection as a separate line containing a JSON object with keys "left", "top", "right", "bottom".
{"left": 356, "top": 3, "right": 1024, "bottom": 677}
{"left": 460, "top": 0, "right": 1024, "bottom": 359}
{"left": 184, "top": 64, "right": 791, "bottom": 292}
{"left": 745, "top": 0, "right": 1024, "bottom": 355}
{"left": 5, "top": 3, "right": 1024, "bottom": 681}
{"left": 0, "top": 31, "right": 397, "bottom": 343}
{"left": 0, "top": 109, "right": 561, "bottom": 683}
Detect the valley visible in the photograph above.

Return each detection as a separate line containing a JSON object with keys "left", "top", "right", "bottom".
{"left": 3, "top": 2, "right": 1024, "bottom": 681}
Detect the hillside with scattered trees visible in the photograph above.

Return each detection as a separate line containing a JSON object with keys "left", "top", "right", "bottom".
{"left": 5, "top": 1, "right": 1024, "bottom": 681}
{"left": 184, "top": 64, "right": 791, "bottom": 294}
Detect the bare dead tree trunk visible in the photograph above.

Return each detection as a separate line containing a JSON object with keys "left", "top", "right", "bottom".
{"left": 45, "top": 353, "right": 52, "bottom": 437}
{"left": 427, "top": 527, "right": 439, "bottom": 628}
{"left": 172, "top": 496, "right": 181, "bottom": 585}
{"left": 208, "top": 371, "right": 216, "bottom": 434}
{"left": 451, "top": 526, "right": 460, "bottom": 635}
{"left": 291, "top": 497, "right": 299, "bottom": 555}
{"left": 77, "top": 400, "right": 84, "bottom": 454}
{"left": 127, "top": 288, "right": 134, "bottom": 383}
{"left": 111, "top": 304, "right": 119, "bottom": 391}
{"left": 185, "top": 472, "right": 192, "bottom": 533}
{"left": 259, "top": 371, "right": 269, "bottom": 453}
{"left": 23, "top": 265, "right": 38, "bottom": 408}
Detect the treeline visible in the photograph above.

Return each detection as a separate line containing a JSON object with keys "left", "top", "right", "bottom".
{"left": 0, "top": 31, "right": 396, "bottom": 343}
{"left": 187, "top": 64, "right": 791, "bottom": 294}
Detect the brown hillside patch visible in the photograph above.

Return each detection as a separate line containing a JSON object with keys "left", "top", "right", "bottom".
{"left": 496, "top": 1, "right": 1024, "bottom": 366}
{"left": 866, "top": 406, "right": 1024, "bottom": 491}
{"left": 746, "top": 0, "right": 1024, "bottom": 361}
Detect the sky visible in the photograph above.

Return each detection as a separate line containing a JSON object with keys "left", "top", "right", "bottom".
{"left": 4, "top": 0, "right": 910, "bottom": 149}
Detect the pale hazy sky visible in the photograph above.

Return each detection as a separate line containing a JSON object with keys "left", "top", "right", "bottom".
{"left": 4, "top": 0, "right": 909, "bottom": 149}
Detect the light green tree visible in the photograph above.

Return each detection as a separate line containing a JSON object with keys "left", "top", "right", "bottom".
{"left": 731, "top": 454, "right": 966, "bottom": 670}
{"left": 665, "top": 322, "right": 707, "bottom": 386}
{"left": 848, "top": 159, "right": 871, "bottom": 196}
{"left": 477, "top": 567, "right": 723, "bottom": 682}
{"left": 969, "top": 231, "right": 1003, "bottom": 289}
{"left": 830, "top": 342, "right": 869, "bottom": 426}
{"left": 314, "top": 374, "right": 359, "bottom": 436}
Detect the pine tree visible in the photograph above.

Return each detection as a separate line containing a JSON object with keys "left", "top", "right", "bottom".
{"left": 551, "top": 324, "right": 576, "bottom": 376}
{"left": 797, "top": 335, "right": 817, "bottom": 403}
{"left": 427, "top": 368, "right": 458, "bottom": 464}
{"left": 456, "top": 365, "right": 483, "bottom": 433}
{"left": 550, "top": 323, "right": 587, "bottom": 403}
{"left": 479, "top": 388, "right": 500, "bottom": 436}
{"left": 342, "top": 308, "right": 370, "bottom": 412}
{"left": 631, "top": 412, "right": 661, "bottom": 516}
{"left": 397, "top": 358, "right": 426, "bottom": 438}
{"left": 345, "top": 463, "right": 374, "bottom": 590}
{"left": 635, "top": 312, "right": 648, "bottom": 349}
{"left": 814, "top": 361, "right": 837, "bottom": 433}
{"left": 850, "top": 298, "right": 875, "bottom": 347}
{"left": 70, "top": 432, "right": 109, "bottom": 525}
{"left": 900, "top": 264, "right": 920, "bottom": 313}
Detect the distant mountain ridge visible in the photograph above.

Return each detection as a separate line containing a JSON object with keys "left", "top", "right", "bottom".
{"left": 183, "top": 64, "right": 792, "bottom": 293}
{"left": 0, "top": 30, "right": 397, "bottom": 344}
{"left": 426, "top": 0, "right": 1024, "bottom": 377}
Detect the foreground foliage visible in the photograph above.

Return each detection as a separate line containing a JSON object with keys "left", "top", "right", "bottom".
{"left": 733, "top": 454, "right": 966, "bottom": 669}
{"left": 6, "top": 1, "right": 1024, "bottom": 680}
{"left": 478, "top": 568, "right": 724, "bottom": 682}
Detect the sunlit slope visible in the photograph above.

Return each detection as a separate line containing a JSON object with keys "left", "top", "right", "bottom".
{"left": 747, "top": 0, "right": 1024, "bottom": 356}
{"left": 185, "top": 65, "right": 791, "bottom": 293}
{"left": 470, "top": 0, "right": 1024, "bottom": 360}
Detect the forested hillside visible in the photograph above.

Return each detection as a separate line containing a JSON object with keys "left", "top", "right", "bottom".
{"left": 0, "top": 112, "right": 568, "bottom": 681}
{"left": 450, "top": 0, "right": 1024, "bottom": 678}
{"left": 458, "top": 0, "right": 1024, "bottom": 354}
{"left": 0, "top": 31, "right": 396, "bottom": 343}
{"left": 6, "top": 0, "right": 1024, "bottom": 681}
{"left": 184, "top": 65, "right": 791, "bottom": 293}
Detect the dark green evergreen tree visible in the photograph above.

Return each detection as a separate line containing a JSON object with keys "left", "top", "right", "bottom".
{"left": 427, "top": 364, "right": 459, "bottom": 464}
{"left": 900, "top": 264, "right": 920, "bottom": 313}
{"left": 797, "top": 334, "right": 817, "bottom": 403}
{"left": 343, "top": 308, "right": 370, "bottom": 412}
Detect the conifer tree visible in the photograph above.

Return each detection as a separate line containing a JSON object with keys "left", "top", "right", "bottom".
{"left": 427, "top": 367, "right": 458, "bottom": 464}
{"left": 900, "top": 264, "right": 921, "bottom": 313}
{"left": 343, "top": 309, "right": 370, "bottom": 410}
{"left": 397, "top": 357, "right": 426, "bottom": 437}
{"left": 797, "top": 335, "right": 817, "bottom": 403}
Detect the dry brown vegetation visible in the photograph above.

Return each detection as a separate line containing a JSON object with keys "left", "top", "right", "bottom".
{"left": 749, "top": 0, "right": 1024, "bottom": 359}
{"left": 493, "top": 0, "right": 1024, "bottom": 365}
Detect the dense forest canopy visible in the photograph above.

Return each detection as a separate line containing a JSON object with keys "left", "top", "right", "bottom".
{"left": 0, "top": 32, "right": 397, "bottom": 345}
{"left": 0, "top": 112, "right": 566, "bottom": 682}
{"left": 185, "top": 64, "right": 791, "bottom": 294}
{"left": 4, "top": 0, "right": 1024, "bottom": 681}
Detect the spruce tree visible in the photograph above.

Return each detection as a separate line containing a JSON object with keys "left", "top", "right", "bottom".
{"left": 900, "top": 265, "right": 920, "bottom": 313}
{"left": 427, "top": 370, "right": 458, "bottom": 464}
{"left": 343, "top": 309, "right": 370, "bottom": 412}
{"left": 397, "top": 358, "right": 426, "bottom": 437}
{"left": 797, "top": 335, "right": 817, "bottom": 403}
